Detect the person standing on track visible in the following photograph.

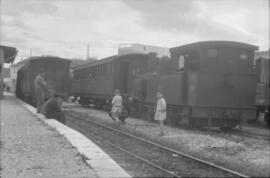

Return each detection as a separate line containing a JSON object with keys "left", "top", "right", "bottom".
{"left": 155, "top": 91, "right": 167, "bottom": 136}
{"left": 34, "top": 70, "right": 47, "bottom": 113}
{"left": 110, "top": 89, "right": 123, "bottom": 122}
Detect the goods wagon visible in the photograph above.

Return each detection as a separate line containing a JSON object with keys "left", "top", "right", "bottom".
{"left": 133, "top": 41, "right": 258, "bottom": 129}
{"left": 71, "top": 53, "right": 151, "bottom": 108}
{"left": 255, "top": 57, "right": 269, "bottom": 125}
{"left": 16, "top": 56, "right": 71, "bottom": 105}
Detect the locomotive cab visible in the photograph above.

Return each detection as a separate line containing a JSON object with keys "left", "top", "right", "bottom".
{"left": 169, "top": 41, "right": 258, "bottom": 129}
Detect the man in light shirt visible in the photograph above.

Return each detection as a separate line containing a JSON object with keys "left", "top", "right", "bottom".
{"left": 111, "top": 89, "right": 123, "bottom": 122}
{"left": 155, "top": 91, "right": 166, "bottom": 136}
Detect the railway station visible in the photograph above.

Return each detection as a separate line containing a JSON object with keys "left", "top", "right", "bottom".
{"left": 1, "top": 0, "right": 269, "bottom": 177}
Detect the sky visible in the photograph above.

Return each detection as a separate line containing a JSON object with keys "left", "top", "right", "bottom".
{"left": 1, "top": 0, "right": 269, "bottom": 63}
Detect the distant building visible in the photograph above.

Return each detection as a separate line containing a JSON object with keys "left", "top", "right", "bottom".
{"left": 3, "top": 68, "right": 11, "bottom": 91}
{"left": 0, "top": 45, "right": 17, "bottom": 98}
{"left": 255, "top": 50, "right": 269, "bottom": 60}
{"left": 10, "top": 59, "right": 30, "bottom": 92}
{"left": 118, "top": 43, "right": 169, "bottom": 57}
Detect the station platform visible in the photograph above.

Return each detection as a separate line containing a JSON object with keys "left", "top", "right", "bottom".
{"left": 0, "top": 93, "right": 130, "bottom": 178}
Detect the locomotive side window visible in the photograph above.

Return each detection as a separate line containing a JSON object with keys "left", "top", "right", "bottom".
{"left": 177, "top": 55, "right": 185, "bottom": 70}
{"left": 240, "top": 53, "right": 248, "bottom": 60}
{"left": 208, "top": 49, "right": 218, "bottom": 58}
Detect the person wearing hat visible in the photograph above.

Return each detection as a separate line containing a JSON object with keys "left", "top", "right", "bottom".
{"left": 155, "top": 91, "right": 166, "bottom": 136}
{"left": 110, "top": 89, "right": 123, "bottom": 122}
{"left": 34, "top": 70, "right": 47, "bottom": 113}
{"left": 42, "top": 93, "right": 66, "bottom": 124}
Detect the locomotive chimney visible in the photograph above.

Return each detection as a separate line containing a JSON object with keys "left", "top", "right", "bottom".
{"left": 148, "top": 52, "right": 158, "bottom": 73}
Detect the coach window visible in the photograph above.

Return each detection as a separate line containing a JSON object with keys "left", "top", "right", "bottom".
{"left": 106, "top": 64, "right": 109, "bottom": 76}
{"left": 103, "top": 64, "right": 106, "bottom": 76}
{"left": 110, "top": 63, "right": 114, "bottom": 76}
{"left": 102, "top": 64, "right": 105, "bottom": 76}
{"left": 177, "top": 55, "right": 185, "bottom": 71}
{"left": 104, "top": 64, "right": 107, "bottom": 76}
{"left": 100, "top": 65, "right": 102, "bottom": 76}
{"left": 98, "top": 65, "right": 101, "bottom": 77}
{"left": 93, "top": 66, "right": 96, "bottom": 77}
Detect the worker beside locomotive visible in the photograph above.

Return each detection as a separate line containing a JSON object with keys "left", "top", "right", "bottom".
{"left": 34, "top": 70, "right": 47, "bottom": 113}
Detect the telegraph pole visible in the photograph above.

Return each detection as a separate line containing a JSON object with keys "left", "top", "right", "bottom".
{"left": 0, "top": 47, "right": 4, "bottom": 99}
{"left": 87, "top": 45, "right": 89, "bottom": 60}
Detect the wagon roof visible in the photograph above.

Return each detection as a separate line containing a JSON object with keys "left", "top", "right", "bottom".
{"left": 170, "top": 41, "right": 259, "bottom": 53}
{"left": 18, "top": 56, "right": 70, "bottom": 71}
{"left": 27, "top": 56, "right": 71, "bottom": 63}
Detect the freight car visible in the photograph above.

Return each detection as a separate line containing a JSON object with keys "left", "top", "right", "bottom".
{"left": 71, "top": 53, "right": 151, "bottom": 108}
{"left": 16, "top": 56, "right": 71, "bottom": 105}
{"left": 255, "top": 57, "right": 269, "bottom": 125}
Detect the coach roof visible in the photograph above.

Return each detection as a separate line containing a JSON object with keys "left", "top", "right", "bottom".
{"left": 170, "top": 41, "right": 259, "bottom": 53}
{"left": 73, "top": 53, "right": 149, "bottom": 70}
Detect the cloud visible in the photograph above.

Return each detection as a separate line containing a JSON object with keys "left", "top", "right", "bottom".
{"left": 123, "top": 0, "right": 269, "bottom": 48}
{"left": 2, "top": 0, "right": 58, "bottom": 17}
{"left": 1, "top": 0, "right": 269, "bottom": 62}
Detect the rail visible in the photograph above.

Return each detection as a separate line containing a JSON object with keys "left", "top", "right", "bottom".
{"left": 67, "top": 110, "right": 250, "bottom": 178}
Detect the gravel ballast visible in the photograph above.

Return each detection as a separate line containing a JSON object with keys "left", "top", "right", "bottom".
{"left": 67, "top": 104, "right": 270, "bottom": 177}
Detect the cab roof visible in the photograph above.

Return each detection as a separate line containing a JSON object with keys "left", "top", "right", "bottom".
{"left": 170, "top": 41, "right": 258, "bottom": 53}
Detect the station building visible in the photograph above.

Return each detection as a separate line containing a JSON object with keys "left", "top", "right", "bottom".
{"left": 118, "top": 43, "right": 169, "bottom": 57}
{"left": 0, "top": 45, "right": 17, "bottom": 99}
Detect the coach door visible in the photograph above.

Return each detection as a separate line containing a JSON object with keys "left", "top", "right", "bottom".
{"left": 119, "top": 61, "right": 130, "bottom": 94}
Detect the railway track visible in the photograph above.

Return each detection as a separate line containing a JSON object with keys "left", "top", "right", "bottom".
{"left": 66, "top": 110, "right": 249, "bottom": 178}
{"left": 66, "top": 104, "right": 270, "bottom": 142}
{"left": 66, "top": 118, "right": 176, "bottom": 177}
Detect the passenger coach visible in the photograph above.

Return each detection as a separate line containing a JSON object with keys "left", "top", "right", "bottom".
{"left": 71, "top": 53, "right": 152, "bottom": 108}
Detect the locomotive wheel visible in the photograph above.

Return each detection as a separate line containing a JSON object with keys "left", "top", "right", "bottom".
{"left": 264, "top": 112, "right": 269, "bottom": 126}
{"left": 220, "top": 123, "right": 238, "bottom": 131}
{"left": 220, "top": 126, "right": 232, "bottom": 131}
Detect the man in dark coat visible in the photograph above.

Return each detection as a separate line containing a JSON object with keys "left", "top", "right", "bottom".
{"left": 34, "top": 70, "right": 46, "bottom": 113}
{"left": 42, "top": 93, "right": 66, "bottom": 124}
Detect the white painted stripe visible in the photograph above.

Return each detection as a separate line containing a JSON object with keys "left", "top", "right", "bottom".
{"left": 18, "top": 98, "right": 131, "bottom": 178}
